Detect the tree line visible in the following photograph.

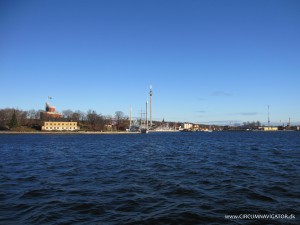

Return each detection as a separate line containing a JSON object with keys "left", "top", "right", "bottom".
{"left": 242, "top": 121, "right": 262, "bottom": 128}
{"left": 0, "top": 108, "right": 129, "bottom": 131}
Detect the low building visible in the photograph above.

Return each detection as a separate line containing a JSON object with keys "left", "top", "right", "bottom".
{"left": 193, "top": 124, "right": 200, "bottom": 131}
{"left": 261, "top": 126, "right": 278, "bottom": 131}
{"left": 104, "top": 124, "right": 113, "bottom": 131}
{"left": 41, "top": 121, "right": 79, "bottom": 131}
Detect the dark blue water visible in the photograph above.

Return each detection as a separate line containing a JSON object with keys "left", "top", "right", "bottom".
{"left": 0, "top": 132, "right": 299, "bottom": 225}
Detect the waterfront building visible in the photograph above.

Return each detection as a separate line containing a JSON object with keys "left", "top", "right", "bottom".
{"left": 261, "top": 126, "right": 278, "bottom": 131}
{"left": 193, "top": 124, "right": 200, "bottom": 131}
{"left": 41, "top": 121, "right": 79, "bottom": 131}
{"left": 183, "top": 123, "right": 193, "bottom": 130}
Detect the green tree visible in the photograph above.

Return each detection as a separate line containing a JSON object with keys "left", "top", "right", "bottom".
{"left": 9, "top": 110, "right": 18, "bottom": 128}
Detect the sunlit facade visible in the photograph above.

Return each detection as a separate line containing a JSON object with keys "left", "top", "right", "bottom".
{"left": 41, "top": 121, "right": 79, "bottom": 131}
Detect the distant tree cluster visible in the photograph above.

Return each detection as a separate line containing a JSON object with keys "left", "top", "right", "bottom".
{"left": 0, "top": 108, "right": 41, "bottom": 130}
{"left": 0, "top": 108, "right": 129, "bottom": 131}
{"left": 61, "top": 109, "right": 129, "bottom": 131}
{"left": 242, "top": 121, "right": 261, "bottom": 129}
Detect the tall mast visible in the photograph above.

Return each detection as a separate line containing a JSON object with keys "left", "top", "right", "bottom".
{"left": 129, "top": 106, "right": 132, "bottom": 128}
{"left": 268, "top": 105, "right": 270, "bottom": 127}
{"left": 146, "top": 100, "right": 148, "bottom": 129}
{"left": 140, "top": 108, "right": 142, "bottom": 126}
{"left": 150, "top": 84, "right": 153, "bottom": 127}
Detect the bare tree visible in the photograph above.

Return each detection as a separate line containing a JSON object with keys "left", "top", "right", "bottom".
{"left": 62, "top": 109, "right": 73, "bottom": 119}
{"left": 115, "top": 111, "right": 124, "bottom": 130}
{"left": 25, "top": 109, "right": 41, "bottom": 127}
{"left": 17, "top": 110, "right": 27, "bottom": 126}
{"left": 0, "top": 109, "right": 13, "bottom": 129}
{"left": 114, "top": 111, "right": 129, "bottom": 131}
{"left": 86, "top": 110, "right": 105, "bottom": 131}
{"left": 71, "top": 111, "right": 81, "bottom": 122}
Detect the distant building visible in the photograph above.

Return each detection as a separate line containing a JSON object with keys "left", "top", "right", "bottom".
{"left": 183, "top": 123, "right": 193, "bottom": 130}
{"left": 193, "top": 124, "right": 200, "bottom": 131}
{"left": 40, "top": 101, "right": 80, "bottom": 131}
{"left": 261, "top": 126, "right": 278, "bottom": 131}
{"left": 104, "top": 124, "right": 113, "bottom": 131}
{"left": 41, "top": 121, "right": 79, "bottom": 131}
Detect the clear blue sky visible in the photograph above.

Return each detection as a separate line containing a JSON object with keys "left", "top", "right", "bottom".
{"left": 1, "top": 0, "right": 299, "bottom": 125}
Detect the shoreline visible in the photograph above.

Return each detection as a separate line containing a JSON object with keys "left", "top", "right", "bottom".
{"left": 0, "top": 130, "right": 298, "bottom": 135}
{"left": 0, "top": 130, "right": 179, "bottom": 135}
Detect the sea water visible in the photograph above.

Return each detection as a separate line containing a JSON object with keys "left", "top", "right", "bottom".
{"left": 0, "top": 132, "right": 299, "bottom": 224}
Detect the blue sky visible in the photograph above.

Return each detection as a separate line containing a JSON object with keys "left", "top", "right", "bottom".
{"left": 1, "top": 0, "right": 299, "bottom": 125}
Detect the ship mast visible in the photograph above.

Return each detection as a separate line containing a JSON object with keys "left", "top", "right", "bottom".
{"left": 146, "top": 100, "right": 148, "bottom": 129}
{"left": 268, "top": 105, "right": 270, "bottom": 127}
{"left": 129, "top": 106, "right": 132, "bottom": 129}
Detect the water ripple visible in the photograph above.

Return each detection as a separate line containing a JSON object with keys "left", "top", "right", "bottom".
{"left": 0, "top": 132, "right": 299, "bottom": 224}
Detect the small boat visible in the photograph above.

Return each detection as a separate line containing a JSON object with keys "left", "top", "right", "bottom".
{"left": 140, "top": 128, "right": 148, "bottom": 134}
{"left": 203, "top": 129, "right": 213, "bottom": 132}
{"left": 180, "top": 129, "right": 192, "bottom": 132}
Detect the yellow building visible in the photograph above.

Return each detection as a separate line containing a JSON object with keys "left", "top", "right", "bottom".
{"left": 42, "top": 121, "right": 79, "bottom": 131}
{"left": 262, "top": 126, "right": 278, "bottom": 131}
